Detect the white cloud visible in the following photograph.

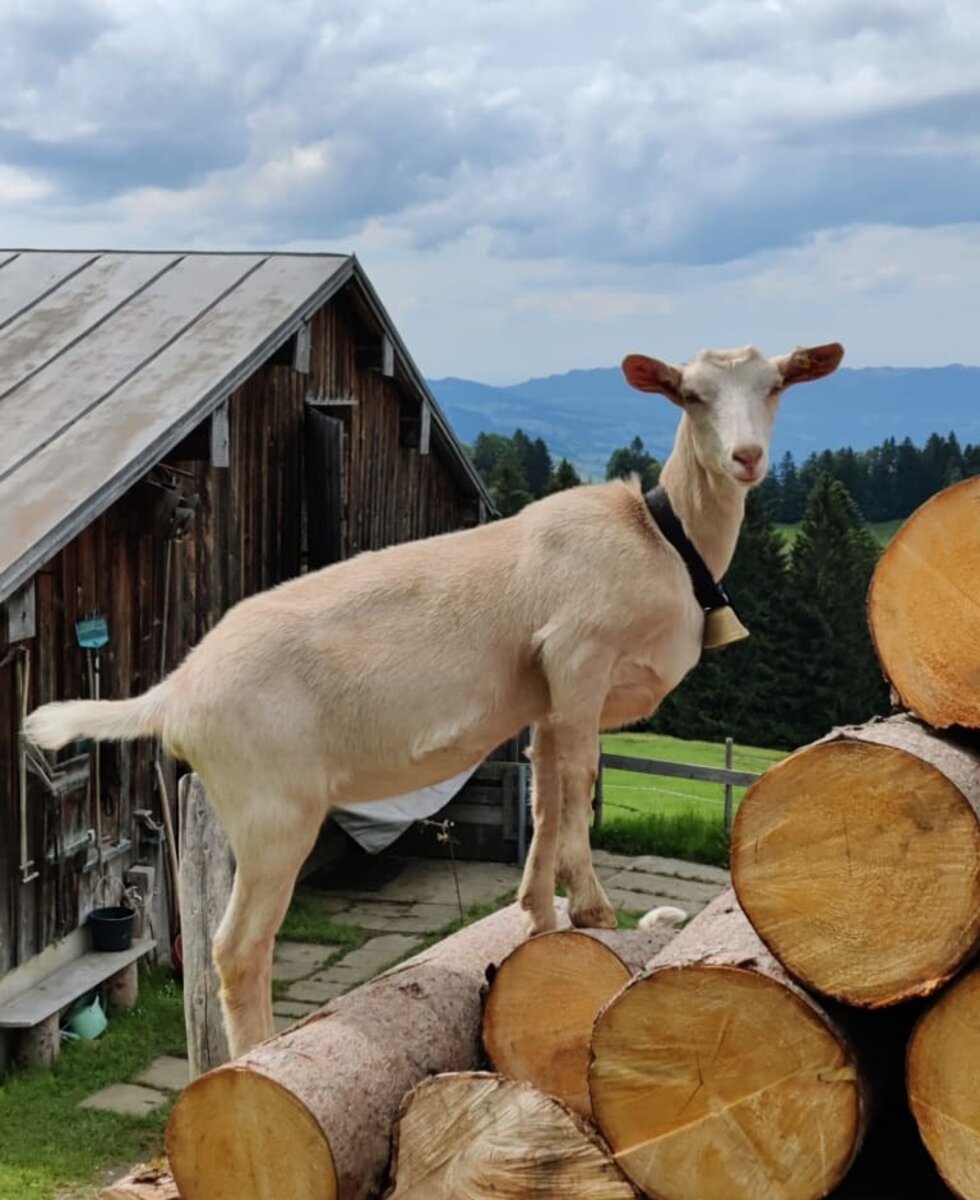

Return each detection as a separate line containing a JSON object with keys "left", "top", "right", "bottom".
{"left": 0, "top": 164, "right": 51, "bottom": 202}
{"left": 1, "top": 1, "right": 979, "bottom": 375}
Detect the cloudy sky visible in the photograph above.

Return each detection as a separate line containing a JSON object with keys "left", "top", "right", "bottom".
{"left": 2, "top": 0, "right": 979, "bottom": 381}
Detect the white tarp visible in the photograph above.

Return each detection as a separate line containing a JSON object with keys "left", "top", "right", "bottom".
{"left": 331, "top": 764, "right": 480, "bottom": 854}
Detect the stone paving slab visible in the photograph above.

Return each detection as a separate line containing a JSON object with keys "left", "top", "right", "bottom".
{"left": 325, "top": 900, "right": 461, "bottom": 934}
{"left": 273, "top": 1000, "right": 320, "bottom": 1018}
{"left": 272, "top": 941, "right": 342, "bottom": 980}
{"left": 602, "top": 871, "right": 723, "bottom": 906}
{"left": 133, "top": 1056, "right": 189, "bottom": 1093}
{"left": 322, "top": 857, "right": 521, "bottom": 909}
{"left": 287, "top": 977, "right": 348, "bottom": 1005}
{"left": 81, "top": 1083, "right": 168, "bottom": 1116}
{"left": 606, "top": 887, "right": 711, "bottom": 916}
{"left": 286, "top": 932, "right": 423, "bottom": 1004}
{"left": 624, "top": 854, "right": 730, "bottom": 885}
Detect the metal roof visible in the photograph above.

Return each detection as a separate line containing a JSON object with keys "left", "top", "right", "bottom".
{"left": 0, "top": 250, "right": 492, "bottom": 603}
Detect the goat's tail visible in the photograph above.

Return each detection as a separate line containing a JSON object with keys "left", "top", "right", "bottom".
{"left": 23, "top": 681, "right": 171, "bottom": 751}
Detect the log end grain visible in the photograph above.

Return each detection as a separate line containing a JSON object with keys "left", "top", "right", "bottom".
{"left": 908, "top": 967, "right": 980, "bottom": 1200}
{"left": 590, "top": 964, "right": 863, "bottom": 1200}
{"left": 166, "top": 1067, "right": 337, "bottom": 1200}
{"left": 868, "top": 476, "right": 980, "bottom": 730}
{"left": 483, "top": 931, "right": 633, "bottom": 1116}
{"left": 732, "top": 739, "right": 980, "bottom": 1007}
{"left": 385, "top": 1072, "right": 636, "bottom": 1199}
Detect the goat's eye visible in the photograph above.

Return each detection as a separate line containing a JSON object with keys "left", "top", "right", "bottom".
{"left": 682, "top": 391, "right": 704, "bottom": 405}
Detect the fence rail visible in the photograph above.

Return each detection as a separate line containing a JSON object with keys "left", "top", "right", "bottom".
{"left": 596, "top": 738, "right": 764, "bottom": 836}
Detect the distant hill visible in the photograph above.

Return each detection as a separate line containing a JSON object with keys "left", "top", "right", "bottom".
{"left": 429, "top": 365, "right": 980, "bottom": 479}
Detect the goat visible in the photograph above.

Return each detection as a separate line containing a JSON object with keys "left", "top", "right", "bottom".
{"left": 24, "top": 341, "right": 844, "bottom": 1056}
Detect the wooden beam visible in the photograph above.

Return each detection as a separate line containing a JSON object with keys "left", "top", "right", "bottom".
{"left": 3, "top": 579, "right": 35, "bottom": 641}
{"left": 382, "top": 332, "right": 395, "bottom": 377}
{"left": 419, "top": 401, "right": 431, "bottom": 456}
{"left": 600, "top": 753, "right": 759, "bottom": 789}
{"left": 210, "top": 400, "right": 230, "bottom": 469}
{"left": 293, "top": 321, "right": 312, "bottom": 374}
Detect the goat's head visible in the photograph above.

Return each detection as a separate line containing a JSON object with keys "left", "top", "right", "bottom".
{"left": 622, "top": 343, "right": 844, "bottom": 487}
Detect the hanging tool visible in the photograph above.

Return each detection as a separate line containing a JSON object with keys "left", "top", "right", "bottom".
{"left": 16, "top": 648, "right": 39, "bottom": 884}
{"left": 75, "top": 616, "right": 109, "bottom": 869}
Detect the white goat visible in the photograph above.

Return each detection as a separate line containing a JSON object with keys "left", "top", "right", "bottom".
{"left": 24, "top": 342, "right": 843, "bottom": 1056}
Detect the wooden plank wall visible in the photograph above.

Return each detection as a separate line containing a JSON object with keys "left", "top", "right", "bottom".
{"left": 0, "top": 283, "right": 479, "bottom": 972}
{"left": 307, "top": 295, "right": 469, "bottom": 557}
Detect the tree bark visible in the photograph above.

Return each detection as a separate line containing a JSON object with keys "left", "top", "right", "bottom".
{"left": 868, "top": 476, "right": 980, "bottom": 730}
{"left": 99, "top": 1165, "right": 180, "bottom": 1200}
{"left": 166, "top": 901, "right": 562, "bottom": 1200}
{"left": 483, "top": 926, "right": 673, "bottom": 1116}
{"left": 589, "top": 891, "right": 870, "bottom": 1200}
{"left": 907, "top": 965, "right": 980, "bottom": 1200}
{"left": 384, "top": 1072, "right": 636, "bottom": 1199}
{"left": 178, "top": 772, "right": 234, "bottom": 1078}
{"left": 731, "top": 715, "right": 980, "bottom": 1007}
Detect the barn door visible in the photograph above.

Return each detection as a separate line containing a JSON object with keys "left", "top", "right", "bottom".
{"left": 304, "top": 406, "right": 345, "bottom": 569}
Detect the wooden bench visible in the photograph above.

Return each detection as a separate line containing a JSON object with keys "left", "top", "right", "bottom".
{"left": 0, "top": 938, "right": 155, "bottom": 1068}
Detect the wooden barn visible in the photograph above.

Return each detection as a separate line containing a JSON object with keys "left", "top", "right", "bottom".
{"left": 0, "top": 249, "right": 494, "bottom": 1060}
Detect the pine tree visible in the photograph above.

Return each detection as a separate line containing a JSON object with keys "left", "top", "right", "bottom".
{"left": 605, "top": 436, "right": 660, "bottom": 491}
{"left": 525, "top": 437, "right": 554, "bottom": 498}
{"left": 549, "top": 458, "right": 581, "bottom": 491}
{"left": 471, "top": 432, "right": 513, "bottom": 483}
{"left": 491, "top": 448, "right": 534, "bottom": 516}
{"left": 649, "top": 491, "right": 799, "bottom": 748}
{"left": 777, "top": 452, "right": 805, "bottom": 522}
{"left": 781, "top": 475, "right": 888, "bottom": 744}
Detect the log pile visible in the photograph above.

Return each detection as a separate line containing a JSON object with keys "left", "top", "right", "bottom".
{"left": 105, "top": 480, "right": 978, "bottom": 1200}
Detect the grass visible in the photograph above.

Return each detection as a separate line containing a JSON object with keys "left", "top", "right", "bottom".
{"left": 594, "top": 731, "right": 784, "bottom": 865}
{"left": 278, "top": 891, "right": 366, "bottom": 951}
{"left": 0, "top": 969, "right": 186, "bottom": 1200}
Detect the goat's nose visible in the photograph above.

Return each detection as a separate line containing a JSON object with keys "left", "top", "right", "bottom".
{"left": 732, "top": 444, "right": 764, "bottom": 469}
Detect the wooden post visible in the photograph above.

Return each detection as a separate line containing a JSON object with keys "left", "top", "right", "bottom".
{"left": 106, "top": 961, "right": 140, "bottom": 1010}
{"left": 723, "top": 736, "right": 734, "bottom": 837}
{"left": 178, "top": 773, "right": 234, "bottom": 1078}
{"left": 15, "top": 1013, "right": 60, "bottom": 1070}
{"left": 592, "top": 750, "right": 604, "bottom": 832}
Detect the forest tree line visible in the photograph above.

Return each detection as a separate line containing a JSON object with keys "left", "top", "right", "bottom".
{"left": 759, "top": 432, "right": 980, "bottom": 523}
{"left": 466, "top": 427, "right": 977, "bottom": 749}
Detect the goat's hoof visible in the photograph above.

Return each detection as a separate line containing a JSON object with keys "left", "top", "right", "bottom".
{"left": 521, "top": 902, "right": 558, "bottom": 938}
{"left": 570, "top": 902, "right": 618, "bottom": 930}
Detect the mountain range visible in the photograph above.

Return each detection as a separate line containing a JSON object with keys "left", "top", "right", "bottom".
{"left": 429, "top": 365, "right": 980, "bottom": 479}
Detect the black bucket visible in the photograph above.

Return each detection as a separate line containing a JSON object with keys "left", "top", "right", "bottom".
{"left": 88, "top": 906, "right": 135, "bottom": 952}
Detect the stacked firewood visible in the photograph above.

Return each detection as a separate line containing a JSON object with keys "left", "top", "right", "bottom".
{"left": 118, "top": 478, "right": 980, "bottom": 1200}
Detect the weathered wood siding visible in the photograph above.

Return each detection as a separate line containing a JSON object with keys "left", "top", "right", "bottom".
{"left": 0, "top": 284, "right": 478, "bottom": 972}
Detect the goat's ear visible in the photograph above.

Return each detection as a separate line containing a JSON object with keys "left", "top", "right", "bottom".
{"left": 776, "top": 343, "right": 845, "bottom": 388}
{"left": 622, "top": 354, "right": 684, "bottom": 405}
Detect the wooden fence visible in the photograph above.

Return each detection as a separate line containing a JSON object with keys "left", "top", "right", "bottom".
{"left": 595, "top": 738, "right": 764, "bottom": 838}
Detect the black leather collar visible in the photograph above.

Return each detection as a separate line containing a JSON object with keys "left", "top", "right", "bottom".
{"left": 644, "top": 485, "right": 732, "bottom": 614}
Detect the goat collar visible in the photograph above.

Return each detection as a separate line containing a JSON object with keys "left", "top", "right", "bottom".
{"left": 644, "top": 485, "right": 749, "bottom": 651}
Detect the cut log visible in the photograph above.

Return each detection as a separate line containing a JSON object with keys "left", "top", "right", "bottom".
{"left": 384, "top": 1072, "right": 636, "bottom": 1199}
{"left": 590, "top": 891, "right": 869, "bottom": 1200}
{"left": 907, "top": 965, "right": 980, "bottom": 1200}
{"left": 167, "top": 902, "right": 565, "bottom": 1200}
{"left": 868, "top": 476, "right": 980, "bottom": 730}
{"left": 732, "top": 715, "right": 980, "bottom": 1008}
{"left": 483, "top": 927, "right": 674, "bottom": 1116}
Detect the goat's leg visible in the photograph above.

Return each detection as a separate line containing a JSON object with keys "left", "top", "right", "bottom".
{"left": 518, "top": 724, "right": 562, "bottom": 934}
{"left": 553, "top": 723, "right": 617, "bottom": 929}
{"left": 211, "top": 805, "right": 323, "bottom": 1057}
